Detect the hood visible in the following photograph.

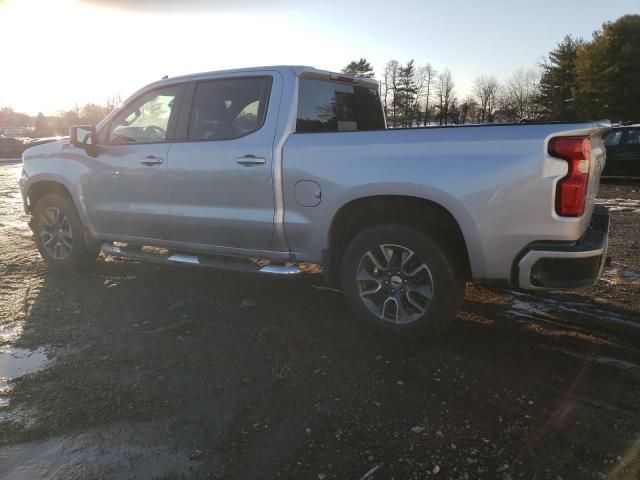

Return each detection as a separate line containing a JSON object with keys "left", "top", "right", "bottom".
{"left": 22, "top": 137, "right": 70, "bottom": 159}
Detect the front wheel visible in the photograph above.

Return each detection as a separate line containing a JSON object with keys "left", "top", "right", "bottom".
{"left": 33, "top": 193, "right": 99, "bottom": 271}
{"left": 340, "top": 225, "right": 464, "bottom": 335}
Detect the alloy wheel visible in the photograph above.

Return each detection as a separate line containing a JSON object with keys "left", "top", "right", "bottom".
{"left": 39, "top": 206, "right": 73, "bottom": 260}
{"left": 356, "top": 244, "right": 434, "bottom": 324}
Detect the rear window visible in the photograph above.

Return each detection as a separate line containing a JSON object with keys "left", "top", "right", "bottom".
{"left": 296, "top": 78, "right": 384, "bottom": 133}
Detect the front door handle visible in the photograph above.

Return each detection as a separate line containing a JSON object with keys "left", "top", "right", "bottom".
{"left": 236, "top": 155, "right": 266, "bottom": 165}
{"left": 140, "top": 155, "right": 164, "bottom": 166}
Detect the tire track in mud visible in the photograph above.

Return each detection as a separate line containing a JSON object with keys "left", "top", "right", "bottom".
{"left": 0, "top": 165, "right": 44, "bottom": 325}
{"left": 0, "top": 165, "right": 50, "bottom": 421}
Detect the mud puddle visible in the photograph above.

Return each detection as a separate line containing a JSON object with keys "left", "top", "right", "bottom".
{"left": 505, "top": 288, "right": 640, "bottom": 333}
{"left": 0, "top": 421, "right": 202, "bottom": 480}
{"left": 0, "top": 346, "right": 49, "bottom": 409}
{"left": 602, "top": 262, "right": 640, "bottom": 283}
{"left": 498, "top": 285, "right": 640, "bottom": 379}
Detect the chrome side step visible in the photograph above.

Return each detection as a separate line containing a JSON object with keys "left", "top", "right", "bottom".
{"left": 101, "top": 243, "right": 302, "bottom": 276}
{"left": 168, "top": 253, "right": 200, "bottom": 265}
{"left": 258, "top": 264, "right": 301, "bottom": 275}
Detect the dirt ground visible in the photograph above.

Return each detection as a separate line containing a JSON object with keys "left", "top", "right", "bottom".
{"left": 0, "top": 162, "right": 639, "bottom": 480}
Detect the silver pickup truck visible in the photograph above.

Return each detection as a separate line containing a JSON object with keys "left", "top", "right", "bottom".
{"left": 20, "top": 65, "right": 611, "bottom": 335}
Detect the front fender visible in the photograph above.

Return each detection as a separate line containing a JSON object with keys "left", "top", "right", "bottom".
{"left": 22, "top": 155, "right": 96, "bottom": 237}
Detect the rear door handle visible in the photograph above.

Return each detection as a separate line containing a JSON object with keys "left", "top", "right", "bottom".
{"left": 140, "top": 155, "right": 164, "bottom": 166}
{"left": 236, "top": 155, "right": 266, "bottom": 165}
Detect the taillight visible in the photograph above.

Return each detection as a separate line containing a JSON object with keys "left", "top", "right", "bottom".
{"left": 549, "top": 136, "right": 590, "bottom": 217}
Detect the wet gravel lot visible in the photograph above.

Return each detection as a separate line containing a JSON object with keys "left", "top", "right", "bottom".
{"left": 0, "top": 162, "right": 639, "bottom": 480}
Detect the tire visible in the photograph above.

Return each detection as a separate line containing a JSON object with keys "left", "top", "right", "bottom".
{"left": 340, "top": 224, "right": 464, "bottom": 336}
{"left": 33, "top": 193, "right": 99, "bottom": 272}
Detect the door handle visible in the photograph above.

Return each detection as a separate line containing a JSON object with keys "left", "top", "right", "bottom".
{"left": 140, "top": 155, "right": 164, "bottom": 166}
{"left": 236, "top": 155, "right": 266, "bottom": 165}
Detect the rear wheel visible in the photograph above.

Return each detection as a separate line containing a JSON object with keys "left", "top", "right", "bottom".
{"left": 340, "top": 224, "right": 463, "bottom": 335}
{"left": 33, "top": 193, "right": 99, "bottom": 271}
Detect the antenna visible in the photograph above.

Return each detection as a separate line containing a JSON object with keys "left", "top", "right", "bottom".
{"left": 162, "top": 75, "right": 169, "bottom": 80}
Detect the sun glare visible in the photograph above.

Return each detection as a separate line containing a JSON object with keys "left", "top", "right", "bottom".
{"left": 1, "top": 0, "right": 368, "bottom": 116}
{"left": 1, "top": 0, "right": 114, "bottom": 114}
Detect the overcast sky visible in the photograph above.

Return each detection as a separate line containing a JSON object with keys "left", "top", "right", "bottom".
{"left": 1, "top": 0, "right": 639, "bottom": 115}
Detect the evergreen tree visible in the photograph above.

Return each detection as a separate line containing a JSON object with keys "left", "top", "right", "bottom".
{"left": 341, "top": 58, "right": 375, "bottom": 78}
{"left": 396, "top": 60, "right": 418, "bottom": 127}
{"left": 538, "top": 35, "right": 583, "bottom": 121}
{"left": 575, "top": 15, "right": 640, "bottom": 122}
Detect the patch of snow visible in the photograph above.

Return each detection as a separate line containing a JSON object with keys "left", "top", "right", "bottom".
{"left": 596, "top": 198, "right": 640, "bottom": 213}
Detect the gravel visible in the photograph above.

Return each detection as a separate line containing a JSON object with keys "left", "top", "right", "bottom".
{"left": 0, "top": 164, "right": 639, "bottom": 479}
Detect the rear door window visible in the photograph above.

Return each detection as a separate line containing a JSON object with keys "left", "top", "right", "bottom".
{"left": 188, "top": 77, "right": 272, "bottom": 141}
{"left": 296, "top": 78, "right": 384, "bottom": 133}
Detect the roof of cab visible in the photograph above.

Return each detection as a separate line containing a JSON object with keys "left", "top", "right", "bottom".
{"left": 151, "top": 65, "right": 379, "bottom": 89}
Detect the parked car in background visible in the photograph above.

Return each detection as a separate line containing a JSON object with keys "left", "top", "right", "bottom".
{"left": 0, "top": 136, "right": 27, "bottom": 158}
{"left": 602, "top": 125, "right": 640, "bottom": 178}
{"left": 24, "top": 137, "right": 62, "bottom": 149}
{"left": 0, "top": 136, "right": 60, "bottom": 159}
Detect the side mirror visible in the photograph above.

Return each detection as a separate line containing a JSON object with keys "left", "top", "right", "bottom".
{"left": 69, "top": 125, "right": 98, "bottom": 157}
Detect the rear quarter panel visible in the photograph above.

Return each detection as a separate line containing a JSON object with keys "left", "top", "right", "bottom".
{"left": 282, "top": 123, "right": 608, "bottom": 281}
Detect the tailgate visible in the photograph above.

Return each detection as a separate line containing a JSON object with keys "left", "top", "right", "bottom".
{"left": 585, "top": 128, "right": 608, "bottom": 216}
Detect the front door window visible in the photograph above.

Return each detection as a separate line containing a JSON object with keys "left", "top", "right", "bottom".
{"left": 109, "top": 87, "right": 181, "bottom": 144}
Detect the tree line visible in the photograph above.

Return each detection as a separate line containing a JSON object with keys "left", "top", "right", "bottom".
{"left": 343, "top": 15, "right": 639, "bottom": 127}
{"left": 0, "top": 96, "right": 121, "bottom": 137}
{"left": 345, "top": 58, "right": 544, "bottom": 127}
{"left": 2, "top": 15, "right": 637, "bottom": 137}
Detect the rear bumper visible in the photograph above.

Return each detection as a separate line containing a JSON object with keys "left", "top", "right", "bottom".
{"left": 515, "top": 206, "right": 610, "bottom": 290}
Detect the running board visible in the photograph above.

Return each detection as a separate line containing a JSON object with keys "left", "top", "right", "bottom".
{"left": 101, "top": 243, "right": 301, "bottom": 275}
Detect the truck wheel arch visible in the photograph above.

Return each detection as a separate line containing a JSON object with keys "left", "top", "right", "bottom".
{"left": 26, "top": 180, "right": 97, "bottom": 249}
{"left": 27, "top": 180, "right": 74, "bottom": 214}
{"left": 326, "top": 195, "right": 472, "bottom": 287}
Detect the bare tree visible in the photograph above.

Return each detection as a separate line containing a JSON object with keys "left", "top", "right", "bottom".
{"left": 79, "top": 103, "right": 107, "bottom": 125}
{"left": 473, "top": 75, "right": 500, "bottom": 123}
{"left": 502, "top": 68, "right": 542, "bottom": 121}
{"left": 412, "top": 67, "right": 427, "bottom": 125}
{"left": 436, "top": 69, "right": 456, "bottom": 125}
{"left": 458, "top": 96, "right": 479, "bottom": 124}
{"left": 34, "top": 112, "right": 50, "bottom": 137}
{"left": 420, "top": 64, "right": 437, "bottom": 126}
{"left": 381, "top": 60, "right": 400, "bottom": 126}
{"left": 106, "top": 93, "right": 123, "bottom": 112}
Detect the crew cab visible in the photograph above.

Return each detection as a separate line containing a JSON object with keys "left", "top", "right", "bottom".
{"left": 20, "top": 66, "right": 611, "bottom": 334}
